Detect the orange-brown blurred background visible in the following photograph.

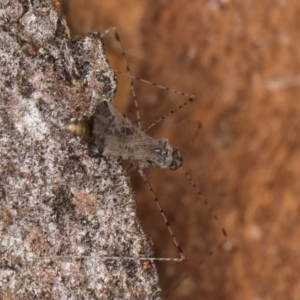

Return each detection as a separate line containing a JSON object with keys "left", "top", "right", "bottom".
{"left": 59, "top": 1, "right": 300, "bottom": 299}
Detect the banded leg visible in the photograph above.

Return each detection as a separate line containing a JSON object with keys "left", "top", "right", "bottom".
{"left": 101, "top": 27, "right": 142, "bottom": 129}
{"left": 139, "top": 169, "right": 185, "bottom": 262}
{"left": 112, "top": 70, "right": 196, "bottom": 131}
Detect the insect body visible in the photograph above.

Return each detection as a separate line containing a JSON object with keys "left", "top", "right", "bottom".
{"left": 66, "top": 100, "right": 182, "bottom": 170}
{"left": 66, "top": 99, "right": 185, "bottom": 262}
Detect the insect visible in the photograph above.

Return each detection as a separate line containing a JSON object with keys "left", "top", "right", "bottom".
{"left": 66, "top": 93, "right": 191, "bottom": 262}
{"left": 66, "top": 28, "right": 227, "bottom": 263}
{"left": 66, "top": 100, "right": 183, "bottom": 171}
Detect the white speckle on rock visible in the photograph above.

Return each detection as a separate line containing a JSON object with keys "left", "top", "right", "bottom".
{"left": 15, "top": 100, "right": 49, "bottom": 140}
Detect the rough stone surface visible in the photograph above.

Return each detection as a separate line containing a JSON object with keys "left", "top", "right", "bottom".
{"left": 0, "top": 1, "right": 160, "bottom": 299}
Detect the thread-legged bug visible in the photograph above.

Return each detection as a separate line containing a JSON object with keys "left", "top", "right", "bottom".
{"left": 66, "top": 27, "right": 227, "bottom": 263}
{"left": 66, "top": 100, "right": 184, "bottom": 171}
{"left": 66, "top": 90, "right": 192, "bottom": 262}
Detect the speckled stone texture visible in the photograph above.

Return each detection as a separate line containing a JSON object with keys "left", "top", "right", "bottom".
{"left": 0, "top": 1, "right": 160, "bottom": 299}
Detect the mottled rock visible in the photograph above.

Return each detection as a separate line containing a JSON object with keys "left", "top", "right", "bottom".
{"left": 0, "top": 1, "right": 160, "bottom": 299}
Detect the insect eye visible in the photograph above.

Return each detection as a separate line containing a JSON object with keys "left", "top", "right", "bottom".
{"left": 169, "top": 150, "right": 183, "bottom": 170}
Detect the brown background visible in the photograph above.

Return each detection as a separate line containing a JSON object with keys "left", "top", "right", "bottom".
{"left": 60, "top": 1, "right": 300, "bottom": 299}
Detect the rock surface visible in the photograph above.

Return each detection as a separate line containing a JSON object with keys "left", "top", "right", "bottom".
{"left": 0, "top": 1, "right": 160, "bottom": 299}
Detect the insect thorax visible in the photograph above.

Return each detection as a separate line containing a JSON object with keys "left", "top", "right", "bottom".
{"left": 66, "top": 101, "right": 182, "bottom": 170}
